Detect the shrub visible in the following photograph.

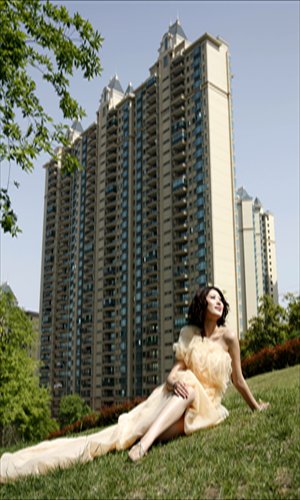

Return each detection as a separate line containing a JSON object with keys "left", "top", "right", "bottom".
{"left": 58, "top": 394, "right": 92, "bottom": 428}
{"left": 242, "top": 338, "right": 300, "bottom": 378}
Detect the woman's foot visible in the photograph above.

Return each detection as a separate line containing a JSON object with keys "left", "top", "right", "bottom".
{"left": 128, "top": 441, "right": 147, "bottom": 462}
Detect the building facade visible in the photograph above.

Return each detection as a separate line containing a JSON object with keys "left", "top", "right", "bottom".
{"left": 40, "top": 122, "right": 97, "bottom": 413}
{"left": 236, "top": 187, "right": 278, "bottom": 333}
{"left": 40, "top": 21, "right": 239, "bottom": 413}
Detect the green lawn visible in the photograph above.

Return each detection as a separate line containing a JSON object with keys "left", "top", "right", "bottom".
{"left": 1, "top": 365, "right": 299, "bottom": 499}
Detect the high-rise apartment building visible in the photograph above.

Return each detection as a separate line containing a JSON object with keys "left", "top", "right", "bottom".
{"left": 236, "top": 186, "right": 278, "bottom": 333}
{"left": 40, "top": 21, "right": 239, "bottom": 413}
{"left": 40, "top": 121, "right": 97, "bottom": 412}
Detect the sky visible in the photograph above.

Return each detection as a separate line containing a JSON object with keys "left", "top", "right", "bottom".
{"left": 0, "top": 0, "right": 299, "bottom": 312}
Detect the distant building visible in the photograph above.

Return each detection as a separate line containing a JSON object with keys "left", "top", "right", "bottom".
{"left": 40, "top": 21, "right": 239, "bottom": 414}
{"left": 26, "top": 310, "right": 40, "bottom": 362}
{"left": 236, "top": 187, "right": 278, "bottom": 333}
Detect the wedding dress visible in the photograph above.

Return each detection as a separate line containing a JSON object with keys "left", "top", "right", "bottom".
{"left": 0, "top": 326, "right": 232, "bottom": 482}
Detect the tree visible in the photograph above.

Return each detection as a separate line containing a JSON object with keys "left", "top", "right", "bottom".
{"left": 58, "top": 394, "right": 92, "bottom": 428}
{"left": 0, "top": 0, "right": 103, "bottom": 235}
{"left": 241, "top": 295, "right": 288, "bottom": 357}
{"left": 0, "top": 289, "right": 58, "bottom": 445}
{"left": 284, "top": 293, "right": 300, "bottom": 339}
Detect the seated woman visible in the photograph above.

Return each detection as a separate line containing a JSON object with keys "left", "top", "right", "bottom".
{"left": 128, "top": 285, "right": 269, "bottom": 460}
{"left": 0, "top": 286, "right": 269, "bottom": 482}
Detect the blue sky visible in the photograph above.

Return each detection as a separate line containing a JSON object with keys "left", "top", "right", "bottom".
{"left": 1, "top": 0, "right": 299, "bottom": 312}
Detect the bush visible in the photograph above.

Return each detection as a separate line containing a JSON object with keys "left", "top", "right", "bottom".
{"left": 58, "top": 394, "right": 92, "bottom": 428}
{"left": 242, "top": 338, "right": 300, "bottom": 378}
{"left": 0, "top": 383, "right": 59, "bottom": 446}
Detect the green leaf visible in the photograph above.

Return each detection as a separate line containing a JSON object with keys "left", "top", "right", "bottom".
{"left": 0, "top": 0, "right": 103, "bottom": 236}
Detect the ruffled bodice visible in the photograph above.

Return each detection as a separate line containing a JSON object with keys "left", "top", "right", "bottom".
{"left": 171, "top": 326, "right": 232, "bottom": 434}
{"left": 173, "top": 325, "right": 232, "bottom": 404}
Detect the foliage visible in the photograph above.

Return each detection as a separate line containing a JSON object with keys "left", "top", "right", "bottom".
{"left": 0, "top": 0, "right": 103, "bottom": 235}
{"left": 240, "top": 294, "right": 288, "bottom": 357}
{"left": 241, "top": 338, "right": 300, "bottom": 378}
{"left": 0, "top": 289, "right": 58, "bottom": 445}
{"left": 50, "top": 397, "right": 145, "bottom": 439}
{"left": 1, "top": 366, "right": 299, "bottom": 499}
{"left": 284, "top": 292, "right": 300, "bottom": 339}
{"left": 58, "top": 394, "right": 92, "bottom": 428}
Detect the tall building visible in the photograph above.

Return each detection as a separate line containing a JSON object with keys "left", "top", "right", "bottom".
{"left": 40, "top": 121, "right": 97, "bottom": 412}
{"left": 236, "top": 187, "right": 278, "bottom": 333}
{"left": 40, "top": 21, "right": 239, "bottom": 413}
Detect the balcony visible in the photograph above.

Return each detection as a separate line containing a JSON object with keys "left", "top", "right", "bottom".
{"left": 146, "top": 90, "right": 156, "bottom": 106}
{"left": 145, "top": 231, "right": 157, "bottom": 243}
{"left": 145, "top": 141, "right": 156, "bottom": 157}
{"left": 173, "top": 232, "right": 188, "bottom": 245}
{"left": 146, "top": 153, "right": 157, "bottom": 167}
{"left": 174, "top": 266, "right": 188, "bottom": 280}
{"left": 107, "top": 117, "right": 118, "bottom": 130}
{"left": 105, "top": 184, "right": 117, "bottom": 196}
{"left": 174, "top": 293, "right": 189, "bottom": 306}
{"left": 104, "top": 266, "right": 116, "bottom": 276}
{"left": 173, "top": 175, "right": 187, "bottom": 191}
{"left": 105, "top": 197, "right": 117, "bottom": 210}
{"left": 171, "top": 55, "right": 184, "bottom": 71}
{"left": 171, "top": 105, "right": 185, "bottom": 119}
{"left": 146, "top": 76, "right": 157, "bottom": 90}
{"left": 171, "top": 81, "right": 185, "bottom": 99}
{"left": 173, "top": 243, "right": 188, "bottom": 257}
{"left": 106, "top": 243, "right": 116, "bottom": 255}
{"left": 173, "top": 195, "right": 187, "bottom": 209}
{"left": 145, "top": 119, "right": 157, "bottom": 136}
{"left": 172, "top": 133, "right": 186, "bottom": 152}
{"left": 106, "top": 147, "right": 117, "bottom": 162}
{"left": 106, "top": 132, "right": 117, "bottom": 147}
{"left": 143, "top": 264, "right": 158, "bottom": 277}
{"left": 172, "top": 91, "right": 185, "bottom": 106}
{"left": 176, "top": 281, "right": 189, "bottom": 293}
{"left": 145, "top": 164, "right": 157, "bottom": 180}
{"left": 171, "top": 71, "right": 185, "bottom": 86}
{"left": 172, "top": 161, "right": 187, "bottom": 175}
{"left": 172, "top": 149, "right": 186, "bottom": 162}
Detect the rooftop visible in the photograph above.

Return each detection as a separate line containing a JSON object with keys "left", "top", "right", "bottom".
{"left": 168, "top": 19, "right": 187, "bottom": 40}
{"left": 107, "top": 75, "right": 124, "bottom": 94}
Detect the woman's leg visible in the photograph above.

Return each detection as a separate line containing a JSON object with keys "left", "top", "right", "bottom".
{"left": 157, "top": 415, "right": 185, "bottom": 442}
{"left": 129, "top": 388, "right": 194, "bottom": 460}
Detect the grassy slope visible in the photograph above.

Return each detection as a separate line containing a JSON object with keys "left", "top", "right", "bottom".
{"left": 1, "top": 365, "right": 299, "bottom": 499}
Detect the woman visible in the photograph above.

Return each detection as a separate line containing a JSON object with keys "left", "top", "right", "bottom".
{"left": 128, "top": 286, "right": 269, "bottom": 461}
{"left": 0, "top": 286, "right": 269, "bottom": 482}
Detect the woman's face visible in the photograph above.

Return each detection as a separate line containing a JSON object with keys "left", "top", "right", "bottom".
{"left": 205, "top": 289, "right": 224, "bottom": 320}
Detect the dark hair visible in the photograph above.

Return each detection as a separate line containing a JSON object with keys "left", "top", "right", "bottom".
{"left": 187, "top": 286, "right": 229, "bottom": 335}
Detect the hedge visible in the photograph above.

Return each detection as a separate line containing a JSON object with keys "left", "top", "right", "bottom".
{"left": 241, "top": 338, "right": 300, "bottom": 378}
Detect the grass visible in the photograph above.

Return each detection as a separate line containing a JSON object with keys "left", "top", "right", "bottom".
{"left": 1, "top": 365, "right": 299, "bottom": 499}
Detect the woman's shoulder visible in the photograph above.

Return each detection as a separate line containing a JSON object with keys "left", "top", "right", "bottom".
{"left": 220, "top": 326, "right": 238, "bottom": 346}
{"left": 178, "top": 324, "right": 200, "bottom": 341}
{"left": 181, "top": 324, "right": 201, "bottom": 335}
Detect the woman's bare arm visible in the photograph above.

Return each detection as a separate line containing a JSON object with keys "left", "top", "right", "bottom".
{"left": 225, "top": 330, "right": 269, "bottom": 411}
{"left": 166, "top": 360, "right": 190, "bottom": 399}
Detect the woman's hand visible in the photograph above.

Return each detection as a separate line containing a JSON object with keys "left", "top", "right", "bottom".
{"left": 173, "top": 381, "right": 190, "bottom": 399}
{"left": 257, "top": 400, "right": 270, "bottom": 412}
